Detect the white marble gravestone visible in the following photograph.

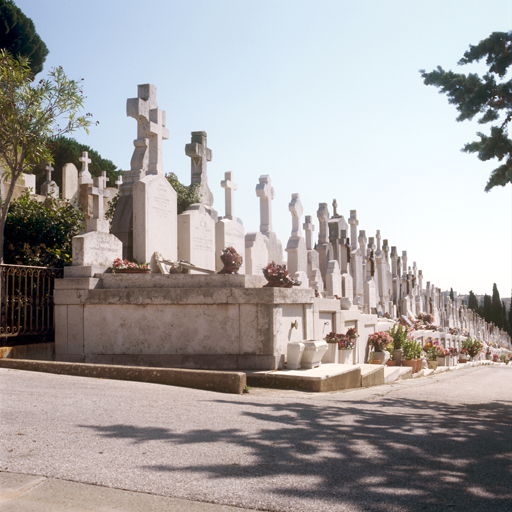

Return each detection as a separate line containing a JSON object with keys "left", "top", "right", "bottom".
{"left": 316, "top": 203, "right": 333, "bottom": 287}
{"left": 215, "top": 171, "right": 245, "bottom": 273}
{"left": 178, "top": 203, "right": 216, "bottom": 272}
{"left": 133, "top": 173, "right": 177, "bottom": 271}
{"left": 256, "top": 175, "right": 283, "bottom": 264}
{"left": 303, "top": 215, "right": 323, "bottom": 293}
{"left": 326, "top": 260, "right": 341, "bottom": 298}
{"left": 245, "top": 231, "right": 269, "bottom": 276}
{"left": 112, "top": 84, "right": 169, "bottom": 259}
{"left": 41, "top": 163, "right": 59, "bottom": 199}
{"left": 285, "top": 193, "right": 308, "bottom": 287}
{"left": 62, "top": 163, "right": 79, "bottom": 203}
{"left": 364, "top": 277, "right": 377, "bottom": 314}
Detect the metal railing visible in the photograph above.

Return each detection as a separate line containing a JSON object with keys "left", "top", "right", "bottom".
{"left": 0, "top": 264, "right": 63, "bottom": 338}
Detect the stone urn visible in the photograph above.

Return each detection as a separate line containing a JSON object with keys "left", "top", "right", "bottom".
{"left": 339, "top": 348, "right": 354, "bottom": 365}
{"left": 301, "top": 340, "right": 328, "bottom": 369}
{"left": 427, "top": 359, "right": 438, "bottom": 370}
{"left": 322, "top": 342, "right": 339, "bottom": 364}
{"left": 371, "top": 350, "right": 390, "bottom": 365}
{"left": 393, "top": 349, "right": 403, "bottom": 366}
{"left": 287, "top": 342, "right": 305, "bottom": 370}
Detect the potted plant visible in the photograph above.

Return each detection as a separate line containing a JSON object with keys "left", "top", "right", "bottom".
{"left": 492, "top": 353, "right": 499, "bottom": 363}
{"left": 262, "top": 262, "right": 301, "bottom": 288}
{"left": 323, "top": 332, "right": 340, "bottom": 364}
{"left": 423, "top": 337, "right": 443, "bottom": 370}
{"left": 448, "top": 346, "right": 458, "bottom": 366}
{"left": 218, "top": 246, "right": 243, "bottom": 274}
{"left": 459, "top": 347, "right": 469, "bottom": 363}
{"left": 485, "top": 348, "right": 492, "bottom": 360}
{"left": 339, "top": 328, "right": 358, "bottom": 365}
{"left": 401, "top": 339, "right": 418, "bottom": 372}
{"left": 437, "top": 347, "right": 450, "bottom": 366}
{"left": 387, "top": 323, "right": 412, "bottom": 366}
{"left": 461, "top": 336, "right": 484, "bottom": 361}
{"left": 367, "top": 331, "right": 393, "bottom": 365}
{"left": 112, "top": 258, "right": 150, "bottom": 273}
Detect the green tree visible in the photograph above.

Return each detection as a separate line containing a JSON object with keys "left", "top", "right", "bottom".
{"left": 0, "top": 50, "right": 93, "bottom": 263}
{"left": 491, "top": 283, "right": 502, "bottom": 328}
{"left": 502, "top": 301, "right": 508, "bottom": 332}
{"left": 4, "top": 190, "right": 84, "bottom": 267}
{"left": 0, "top": 0, "right": 48, "bottom": 76}
{"left": 508, "top": 302, "right": 512, "bottom": 336}
{"left": 165, "top": 172, "right": 201, "bottom": 214}
{"left": 467, "top": 290, "right": 480, "bottom": 314}
{"left": 483, "top": 294, "right": 492, "bottom": 324}
{"left": 421, "top": 31, "right": 512, "bottom": 191}
{"left": 32, "top": 136, "right": 121, "bottom": 193}
{"left": 449, "top": 288, "right": 454, "bottom": 301}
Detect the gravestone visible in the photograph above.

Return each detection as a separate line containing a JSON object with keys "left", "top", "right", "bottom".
{"left": 133, "top": 173, "right": 177, "bottom": 271}
{"left": 255, "top": 175, "right": 283, "bottom": 264}
{"left": 62, "top": 163, "right": 79, "bottom": 203}
{"left": 41, "top": 163, "right": 59, "bottom": 199}
{"left": 326, "top": 260, "right": 341, "bottom": 298}
{"left": 78, "top": 152, "right": 93, "bottom": 218}
{"left": 348, "top": 211, "right": 364, "bottom": 306}
{"left": 285, "top": 193, "right": 308, "bottom": 287}
{"left": 66, "top": 173, "right": 122, "bottom": 278}
{"left": 364, "top": 278, "right": 377, "bottom": 315}
{"left": 215, "top": 171, "right": 245, "bottom": 273}
{"left": 245, "top": 231, "right": 269, "bottom": 276}
{"left": 178, "top": 203, "right": 216, "bottom": 272}
{"left": 186, "top": 131, "right": 214, "bottom": 210}
{"left": 316, "top": 202, "right": 333, "bottom": 286}
{"left": 303, "top": 215, "right": 323, "bottom": 293}
{"left": 112, "top": 84, "right": 169, "bottom": 259}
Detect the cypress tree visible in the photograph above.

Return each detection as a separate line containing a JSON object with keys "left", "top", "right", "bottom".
{"left": 491, "top": 283, "right": 502, "bottom": 328}
{"left": 502, "top": 301, "right": 508, "bottom": 332}
{"left": 483, "top": 294, "right": 492, "bottom": 324}
{"left": 450, "top": 288, "right": 454, "bottom": 301}
{"left": 468, "top": 290, "right": 479, "bottom": 312}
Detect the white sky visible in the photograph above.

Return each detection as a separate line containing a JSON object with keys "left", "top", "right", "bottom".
{"left": 14, "top": 0, "right": 512, "bottom": 298}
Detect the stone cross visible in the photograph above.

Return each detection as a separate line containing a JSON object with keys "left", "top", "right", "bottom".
{"left": 349, "top": 210, "right": 358, "bottom": 251}
{"left": 289, "top": 193, "right": 303, "bottom": 238}
{"left": 86, "top": 174, "right": 110, "bottom": 233}
{"left": 358, "top": 230, "right": 367, "bottom": 258}
{"left": 79, "top": 152, "right": 91, "bottom": 179}
{"left": 317, "top": 203, "right": 330, "bottom": 244}
{"left": 376, "top": 230, "right": 382, "bottom": 255}
{"left": 127, "top": 84, "right": 169, "bottom": 175}
{"left": 220, "top": 171, "right": 237, "bottom": 220}
{"left": 115, "top": 175, "right": 123, "bottom": 188}
{"left": 402, "top": 251, "right": 408, "bottom": 275}
{"left": 412, "top": 261, "right": 417, "bottom": 279}
{"left": 256, "top": 175, "right": 274, "bottom": 235}
{"left": 45, "top": 163, "right": 54, "bottom": 182}
{"left": 332, "top": 198, "right": 338, "bottom": 217}
{"left": 100, "top": 171, "right": 109, "bottom": 189}
{"left": 303, "top": 215, "right": 315, "bottom": 251}
{"left": 186, "top": 131, "right": 213, "bottom": 206}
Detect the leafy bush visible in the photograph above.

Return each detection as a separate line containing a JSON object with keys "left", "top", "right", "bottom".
{"left": 165, "top": 173, "right": 201, "bottom": 214}
{"left": 4, "top": 191, "right": 84, "bottom": 267}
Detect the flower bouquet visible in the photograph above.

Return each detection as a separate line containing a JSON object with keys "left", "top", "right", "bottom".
{"left": 112, "top": 258, "right": 150, "bottom": 273}
{"left": 262, "top": 262, "right": 301, "bottom": 288}
{"left": 367, "top": 331, "right": 393, "bottom": 352}
{"left": 218, "top": 246, "right": 243, "bottom": 274}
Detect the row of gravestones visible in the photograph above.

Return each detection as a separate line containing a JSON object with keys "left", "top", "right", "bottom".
{"left": 62, "top": 83, "right": 429, "bottom": 318}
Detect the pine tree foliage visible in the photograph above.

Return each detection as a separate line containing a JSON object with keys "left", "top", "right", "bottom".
{"left": 483, "top": 294, "right": 492, "bottom": 324}
{"left": 491, "top": 283, "right": 502, "bottom": 328}
{"left": 421, "top": 31, "right": 512, "bottom": 191}
{"left": 0, "top": 0, "right": 48, "bottom": 76}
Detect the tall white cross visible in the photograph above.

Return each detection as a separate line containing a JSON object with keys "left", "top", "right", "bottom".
{"left": 348, "top": 210, "right": 359, "bottom": 251}
{"left": 303, "top": 215, "right": 315, "bottom": 251}
{"left": 221, "top": 171, "right": 237, "bottom": 220}
{"left": 44, "top": 162, "right": 54, "bottom": 182}
{"left": 185, "top": 131, "right": 213, "bottom": 206}
{"left": 86, "top": 174, "right": 110, "bottom": 233}
{"left": 100, "top": 171, "right": 109, "bottom": 189}
{"left": 79, "top": 152, "right": 92, "bottom": 179}
{"left": 115, "top": 174, "right": 123, "bottom": 188}
{"left": 255, "top": 175, "right": 274, "bottom": 235}
{"left": 316, "top": 203, "right": 330, "bottom": 244}
{"left": 127, "top": 84, "right": 169, "bottom": 175}
{"left": 289, "top": 193, "right": 303, "bottom": 238}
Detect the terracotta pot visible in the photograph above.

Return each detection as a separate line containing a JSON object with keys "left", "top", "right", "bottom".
{"left": 459, "top": 357, "right": 469, "bottom": 364}
{"left": 385, "top": 361, "right": 396, "bottom": 367}
{"left": 402, "top": 359, "right": 415, "bottom": 371}
{"left": 414, "top": 359, "right": 422, "bottom": 373}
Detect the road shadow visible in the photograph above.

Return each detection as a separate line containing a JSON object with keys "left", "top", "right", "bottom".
{"left": 80, "top": 391, "right": 512, "bottom": 512}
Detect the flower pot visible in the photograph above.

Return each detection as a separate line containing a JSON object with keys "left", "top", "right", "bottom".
{"left": 287, "top": 342, "right": 305, "bottom": 370}
{"left": 459, "top": 357, "right": 468, "bottom": 364}
{"left": 427, "top": 360, "right": 438, "bottom": 370}
{"left": 385, "top": 361, "right": 396, "bottom": 367}
{"left": 414, "top": 359, "right": 422, "bottom": 373}
{"left": 437, "top": 356, "right": 448, "bottom": 367}
{"left": 402, "top": 359, "right": 415, "bottom": 371}
{"left": 301, "top": 341, "right": 328, "bottom": 369}
{"left": 371, "top": 351, "right": 390, "bottom": 365}
{"left": 393, "top": 349, "right": 403, "bottom": 366}
{"left": 218, "top": 263, "right": 241, "bottom": 275}
{"left": 322, "top": 343, "right": 339, "bottom": 364}
{"left": 338, "top": 348, "right": 353, "bottom": 365}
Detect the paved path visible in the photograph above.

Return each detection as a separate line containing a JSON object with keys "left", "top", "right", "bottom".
{"left": 1, "top": 365, "right": 512, "bottom": 512}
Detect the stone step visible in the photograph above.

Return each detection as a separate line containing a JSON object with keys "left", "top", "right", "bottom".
{"left": 384, "top": 366, "right": 401, "bottom": 383}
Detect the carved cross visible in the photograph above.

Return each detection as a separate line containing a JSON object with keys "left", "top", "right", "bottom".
{"left": 332, "top": 198, "right": 338, "bottom": 217}
{"left": 348, "top": 210, "right": 359, "bottom": 250}
{"left": 303, "top": 215, "right": 315, "bottom": 251}
{"left": 100, "top": 171, "right": 109, "bottom": 190}
{"left": 185, "top": 131, "right": 213, "bottom": 206}
{"left": 256, "top": 175, "right": 274, "bottom": 234}
{"left": 44, "top": 162, "right": 54, "bottom": 183}
{"left": 289, "top": 193, "right": 303, "bottom": 238}
{"left": 316, "top": 203, "right": 330, "bottom": 244}
{"left": 79, "top": 152, "right": 91, "bottom": 179}
{"left": 221, "top": 171, "right": 237, "bottom": 220}
{"left": 87, "top": 174, "right": 109, "bottom": 222}
{"left": 115, "top": 174, "right": 123, "bottom": 188}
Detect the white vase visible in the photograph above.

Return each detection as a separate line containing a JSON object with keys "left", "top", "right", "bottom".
{"left": 372, "top": 350, "right": 390, "bottom": 365}
{"left": 339, "top": 348, "right": 354, "bottom": 365}
{"left": 301, "top": 340, "right": 329, "bottom": 369}
{"left": 322, "top": 343, "right": 339, "bottom": 364}
{"left": 287, "top": 342, "right": 305, "bottom": 370}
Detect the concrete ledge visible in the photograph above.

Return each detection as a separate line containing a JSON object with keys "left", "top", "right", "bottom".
{"left": 397, "top": 367, "right": 413, "bottom": 380}
{"left": 360, "top": 364, "right": 385, "bottom": 388}
{"left": 0, "top": 359, "right": 246, "bottom": 394}
{"left": 0, "top": 343, "right": 54, "bottom": 361}
{"left": 384, "top": 366, "right": 401, "bottom": 383}
{"left": 247, "top": 364, "right": 361, "bottom": 392}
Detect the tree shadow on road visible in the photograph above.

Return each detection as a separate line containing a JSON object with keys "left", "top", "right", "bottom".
{"left": 80, "top": 393, "right": 512, "bottom": 512}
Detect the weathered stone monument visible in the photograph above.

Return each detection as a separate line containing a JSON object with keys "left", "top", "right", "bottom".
{"left": 62, "top": 163, "right": 79, "bottom": 203}
{"left": 41, "top": 163, "right": 59, "bottom": 199}
{"left": 285, "top": 193, "right": 309, "bottom": 287}
{"left": 256, "top": 175, "right": 283, "bottom": 264}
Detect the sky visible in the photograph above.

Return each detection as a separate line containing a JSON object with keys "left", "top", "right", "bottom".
{"left": 14, "top": 0, "right": 512, "bottom": 298}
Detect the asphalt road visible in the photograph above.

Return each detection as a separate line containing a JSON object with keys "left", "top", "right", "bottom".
{"left": 1, "top": 365, "right": 512, "bottom": 512}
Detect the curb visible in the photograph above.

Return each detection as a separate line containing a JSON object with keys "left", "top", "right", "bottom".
{"left": 0, "top": 359, "right": 246, "bottom": 394}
